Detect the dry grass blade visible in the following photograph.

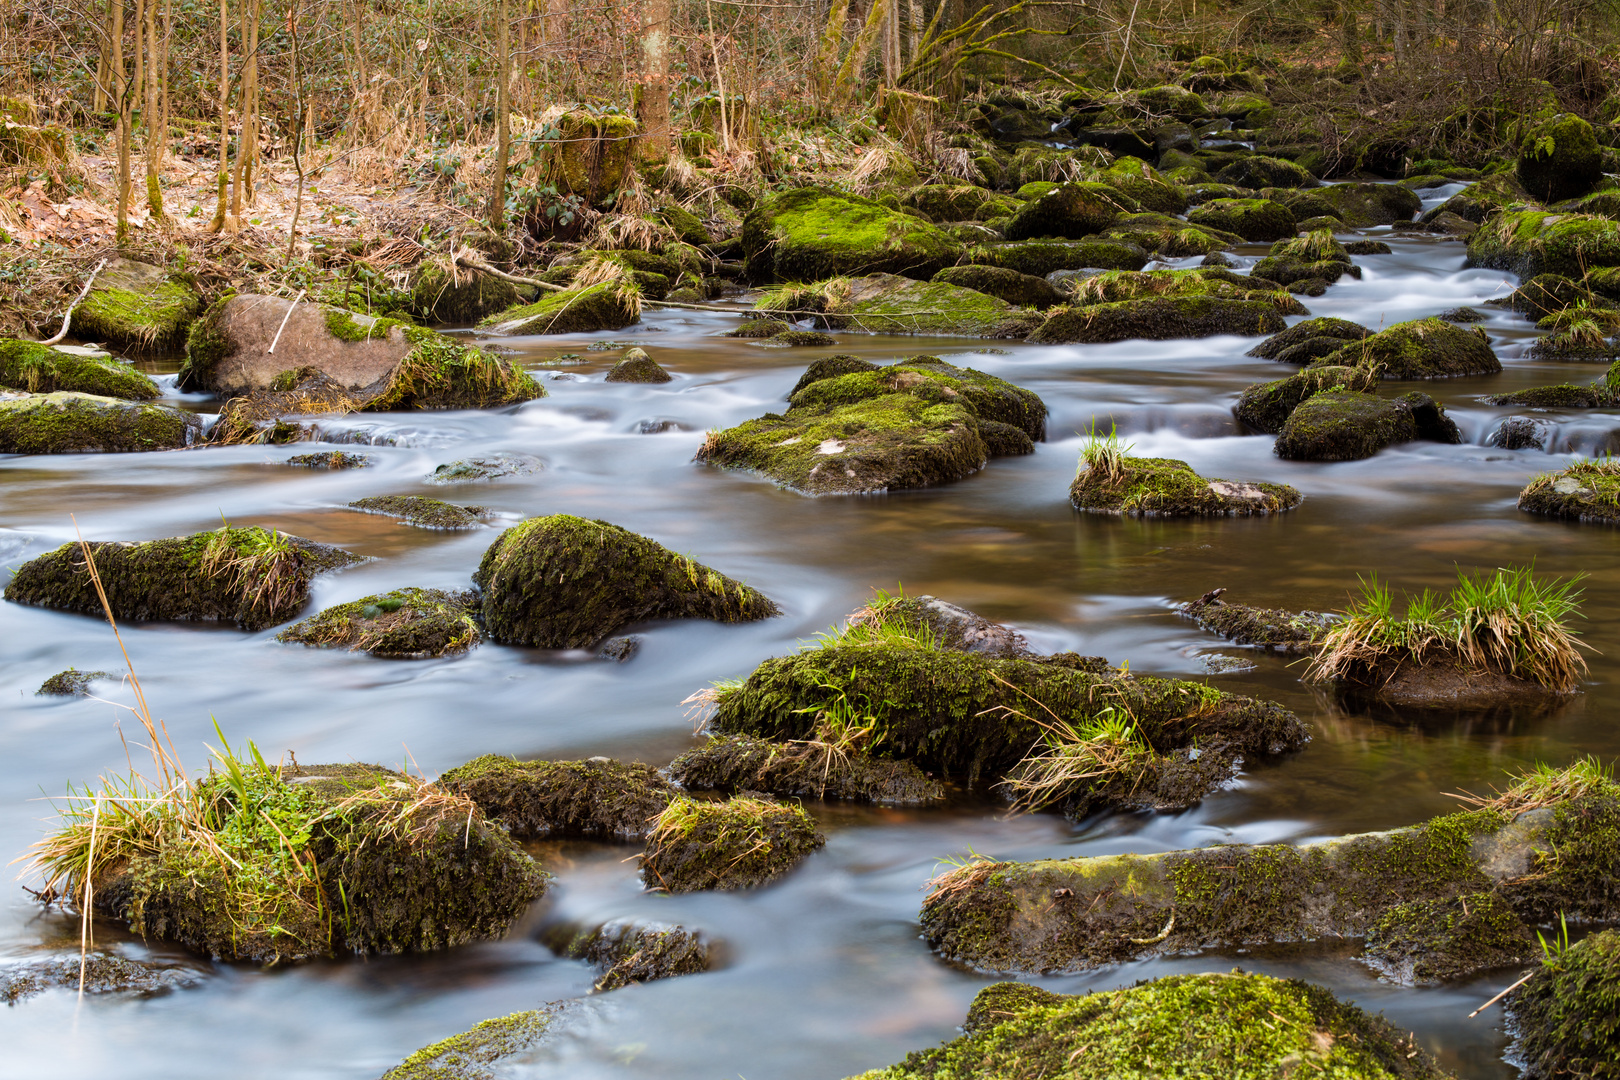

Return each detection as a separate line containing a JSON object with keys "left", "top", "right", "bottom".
{"left": 997, "top": 707, "right": 1149, "bottom": 815}
{"left": 923, "top": 852, "right": 1000, "bottom": 906}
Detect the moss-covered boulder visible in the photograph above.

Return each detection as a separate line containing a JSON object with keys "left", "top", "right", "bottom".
{"left": 1247, "top": 316, "right": 1370, "bottom": 359}
{"left": 1519, "top": 459, "right": 1620, "bottom": 524}
{"left": 473, "top": 515, "right": 778, "bottom": 648}
{"left": 1489, "top": 383, "right": 1619, "bottom": 408}
{"left": 696, "top": 357, "right": 1043, "bottom": 495}
{"left": 1235, "top": 364, "right": 1378, "bottom": 433}
{"left": 348, "top": 495, "right": 488, "bottom": 530}
{"left": 0, "top": 339, "right": 159, "bottom": 400}
{"left": 900, "top": 184, "right": 1006, "bottom": 222}
{"left": 1518, "top": 114, "right": 1603, "bottom": 203}
{"left": 741, "top": 187, "right": 962, "bottom": 283}
{"left": 931, "top": 265, "right": 1064, "bottom": 308}
{"left": 383, "top": 1010, "right": 558, "bottom": 1080}
{"left": 1424, "top": 173, "right": 1532, "bottom": 225}
{"left": 1186, "top": 197, "right": 1296, "bottom": 241}
{"left": 0, "top": 390, "right": 198, "bottom": 453}
{"left": 476, "top": 280, "right": 641, "bottom": 336}
{"left": 1315, "top": 317, "right": 1500, "bottom": 379}
{"left": 438, "top": 755, "right": 676, "bottom": 840}
{"left": 641, "top": 794, "right": 823, "bottom": 892}
{"left": 543, "top": 919, "right": 711, "bottom": 991}
{"left": 1275, "top": 390, "right": 1460, "bottom": 461}
{"left": 919, "top": 772, "right": 1620, "bottom": 974}
{"left": 1505, "top": 928, "right": 1620, "bottom": 1077}
{"left": 408, "top": 258, "right": 520, "bottom": 324}
{"left": 534, "top": 110, "right": 638, "bottom": 206}
{"left": 802, "top": 274, "right": 1029, "bottom": 337}
{"left": 1213, "top": 154, "right": 1315, "bottom": 188}
{"left": 1181, "top": 591, "right": 1333, "bottom": 653}
{"left": 1000, "top": 181, "right": 1133, "bottom": 241}
{"left": 1029, "top": 296, "right": 1288, "bottom": 344}
{"left": 1096, "top": 157, "right": 1188, "bottom": 215}
{"left": 847, "top": 973, "right": 1453, "bottom": 1080}
{"left": 723, "top": 318, "right": 790, "bottom": 339}
{"left": 1467, "top": 211, "right": 1620, "bottom": 280}
{"left": 761, "top": 330, "right": 838, "bottom": 347}
{"left": 72, "top": 258, "right": 203, "bottom": 354}
{"left": 604, "top": 346, "right": 672, "bottom": 383}
{"left": 277, "top": 588, "right": 481, "bottom": 658}
{"left": 669, "top": 734, "right": 944, "bottom": 805}
{"left": 1071, "top": 454, "right": 1300, "bottom": 516}
{"left": 1312, "top": 182, "right": 1422, "bottom": 227}
{"left": 1098, "top": 212, "right": 1241, "bottom": 256}
{"left": 968, "top": 238, "right": 1149, "bottom": 276}
{"left": 1250, "top": 231, "right": 1360, "bottom": 288}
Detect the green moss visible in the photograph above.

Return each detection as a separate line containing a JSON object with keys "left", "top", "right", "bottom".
{"left": 543, "top": 920, "right": 710, "bottom": 991}
{"left": 1237, "top": 365, "right": 1378, "bottom": 433}
{"left": 968, "top": 238, "right": 1149, "bottom": 276}
{"left": 1099, "top": 211, "right": 1240, "bottom": 256}
{"left": 1001, "top": 181, "right": 1134, "bottom": 241}
{"left": 1518, "top": 114, "right": 1603, "bottom": 203}
{"left": 409, "top": 258, "right": 520, "bottom": 325}
{"left": 1311, "top": 182, "right": 1423, "bottom": 227}
{"left": 365, "top": 333, "right": 543, "bottom": 410}
{"left": 901, "top": 184, "right": 1009, "bottom": 223}
{"left": 659, "top": 203, "right": 713, "bottom": 245}
{"left": 0, "top": 391, "right": 199, "bottom": 453}
{"left": 1136, "top": 84, "right": 1211, "bottom": 119}
{"left": 837, "top": 274, "right": 1027, "bottom": 337}
{"left": 536, "top": 111, "right": 638, "bottom": 206}
{"left": 70, "top": 260, "right": 201, "bottom": 353}
{"left": 1071, "top": 455, "right": 1301, "bottom": 517}
{"left": 478, "top": 281, "right": 640, "bottom": 335}
{"left": 1518, "top": 459, "right": 1620, "bottom": 524}
{"left": 1467, "top": 210, "right": 1620, "bottom": 280}
{"left": 760, "top": 330, "right": 837, "bottom": 347}
{"left": 36, "top": 668, "right": 114, "bottom": 696}
{"left": 1247, "top": 316, "right": 1369, "bottom": 359}
{"left": 177, "top": 292, "right": 236, "bottom": 390}
{"left": 0, "top": 339, "right": 159, "bottom": 400}
{"left": 1099, "top": 157, "right": 1189, "bottom": 214}
{"left": 1212, "top": 154, "right": 1315, "bottom": 188}
{"left": 1251, "top": 231, "right": 1359, "bottom": 288}
{"left": 741, "top": 186, "right": 963, "bottom": 284}
{"left": 722, "top": 318, "right": 790, "bottom": 339}
{"left": 383, "top": 1009, "right": 555, "bottom": 1080}
{"left": 1181, "top": 594, "right": 1333, "bottom": 653}
{"left": 349, "top": 495, "right": 487, "bottom": 529}
{"left": 1314, "top": 317, "right": 1500, "bottom": 379}
{"left": 669, "top": 733, "right": 944, "bottom": 805}
{"left": 1488, "top": 383, "right": 1619, "bottom": 408}
{"left": 1506, "top": 929, "right": 1620, "bottom": 1080}
{"left": 1186, "top": 197, "right": 1296, "bottom": 241}
{"left": 640, "top": 794, "right": 824, "bottom": 892}
{"left": 1363, "top": 892, "right": 1534, "bottom": 984}
{"left": 604, "top": 346, "right": 672, "bottom": 381}
{"left": 473, "top": 514, "right": 779, "bottom": 648}
{"left": 789, "top": 354, "right": 877, "bottom": 396}
{"left": 438, "top": 754, "right": 675, "bottom": 840}
{"left": 1274, "top": 390, "right": 1418, "bottom": 461}
{"left": 931, "top": 265, "right": 1063, "bottom": 308}
{"left": 1029, "top": 295, "right": 1288, "bottom": 344}
{"left": 277, "top": 588, "right": 481, "bottom": 658}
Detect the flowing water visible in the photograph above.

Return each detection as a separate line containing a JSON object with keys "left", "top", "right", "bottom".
{"left": 4, "top": 190, "right": 1618, "bottom": 1077}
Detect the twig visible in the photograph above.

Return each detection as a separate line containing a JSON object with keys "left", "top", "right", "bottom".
{"left": 1469, "top": 970, "right": 1534, "bottom": 1018}
{"left": 268, "top": 289, "right": 307, "bottom": 353}
{"left": 41, "top": 259, "right": 108, "bottom": 346}
{"left": 1128, "top": 911, "right": 1175, "bottom": 945}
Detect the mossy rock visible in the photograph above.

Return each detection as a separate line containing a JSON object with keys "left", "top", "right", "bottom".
{"left": 1311, "top": 183, "right": 1423, "bottom": 227}
{"left": 1489, "top": 417, "right": 1555, "bottom": 450}
{"left": 1213, "top": 154, "right": 1316, "bottom": 188}
{"left": 604, "top": 346, "right": 672, "bottom": 382}
{"left": 1502, "top": 274, "right": 1613, "bottom": 320}
{"left": 741, "top": 186, "right": 962, "bottom": 284}
{"left": 846, "top": 972, "right": 1453, "bottom": 1080}
{"left": 1505, "top": 928, "right": 1620, "bottom": 1077}
{"left": 4, "top": 527, "right": 360, "bottom": 631}
{"left": 1250, "top": 232, "right": 1358, "bottom": 288}
{"left": 1071, "top": 455, "right": 1301, "bottom": 517}
{"left": 0, "top": 122, "right": 70, "bottom": 168}
{"left": 1260, "top": 188, "right": 1340, "bottom": 222}
{"left": 0, "top": 339, "right": 159, "bottom": 400}
{"left": 1099, "top": 212, "right": 1241, "bottom": 256}
{"left": 383, "top": 1009, "right": 557, "bottom": 1079}
{"left": 543, "top": 919, "right": 710, "bottom": 992}
{"left": 901, "top": 184, "right": 1008, "bottom": 222}
{"left": 697, "top": 357, "right": 1044, "bottom": 495}
{"left": 1487, "top": 383, "right": 1619, "bottom": 408}
{"left": 825, "top": 274, "right": 1029, "bottom": 337}
{"left": 1466, "top": 211, "right": 1620, "bottom": 280}
{"left": 640, "top": 794, "right": 824, "bottom": 892}
{"left": 1134, "top": 84, "right": 1212, "bottom": 120}
{"left": 286, "top": 451, "right": 371, "bottom": 469}
{"left": 408, "top": 258, "right": 521, "bottom": 325}
{"left": 1315, "top": 317, "right": 1500, "bottom": 379}
{"left": 36, "top": 667, "right": 115, "bottom": 696}
{"left": 1029, "top": 296, "right": 1288, "bottom": 344}
{"left": 1000, "top": 181, "right": 1134, "bottom": 241}
{"left": 1363, "top": 892, "right": 1534, "bottom": 985}
{"left": 438, "top": 755, "right": 676, "bottom": 840}
{"left": 969, "top": 238, "right": 1149, "bottom": 276}
{"left": 859, "top": 593, "right": 1039, "bottom": 658}
{"left": 1423, "top": 173, "right": 1533, "bottom": 225}
{"left": 1247, "top": 316, "right": 1369, "bottom": 359}
{"left": 658, "top": 203, "right": 713, "bottom": 245}
{"left": 722, "top": 318, "right": 790, "bottom": 339}
{"left": 932, "top": 265, "right": 1065, "bottom": 309}
{"left": 477, "top": 281, "right": 641, "bottom": 336}
{"left": 760, "top": 330, "right": 838, "bottom": 347}
{"left": 1184, "top": 197, "right": 1296, "bottom": 242}
{"left": 1518, "top": 114, "right": 1603, "bottom": 203}
{"left": 348, "top": 495, "right": 488, "bottom": 530}
{"left": 787, "top": 354, "right": 877, "bottom": 396}
{"left": 71, "top": 259, "right": 202, "bottom": 354}
{"left": 535, "top": 110, "right": 639, "bottom": 206}
{"left": 277, "top": 588, "right": 481, "bottom": 658}
{"left": 669, "top": 734, "right": 944, "bottom": 805}
{"left": 0, "top": 390, "right": 197, "bottom": 453}
{"left": 1527, "top": 329, "right": 1620, "bottom": 362}
{"left": 1273, "top": 390, "right": 1418, "bottom": 461}
{"left": 472, "top": 514, "right": 778, "bottom": 648}
{"left": 1519, "top": 460, "right": 1620, "bottom": 524}
{"left": 1180, "top": 593, "right": 1333, "bottom": 653}
{"left": 1098, "top": 157, "right": 1188, "bottom": 215}
{"left": 1236, "top": 364, "right": 1377, "bottom": 433}
{"left": 427, "top": 453, "right": 542, "bottom": 484}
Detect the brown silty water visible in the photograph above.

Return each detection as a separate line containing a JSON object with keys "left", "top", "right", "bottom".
{"left": 1, "top": 193, "right": 1615, "bottom": 1078}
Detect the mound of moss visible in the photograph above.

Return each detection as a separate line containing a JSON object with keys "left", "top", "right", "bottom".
{"left": 0, "top": 339, "right": 159, "bottom": 400}
{"left": 277, "top": 588, "right": 481, "bottom": 658}
{"left": 968, "top": 238, "right": 1150, "bottom": 276}
{"left": 72, "top": 258, "right": 203, "bottom": 353}
{"left": 640, "top": 794, "right": 824, "bottom": 892}
{"left": 1506, "top": 928, "right": 1620, "bottom": 1078}
{"left": 408, "top": 257, "right": 520, "bottom": 325}
{"left": 1001, "top": 181, "right": 1133, "bottom": 241}
{"left": 1071, "top": 455, "right": 1301, "bottom": 517}
{"left": 768, "top": 274, "right": 1029, "bottom": 337}
{"left": 382, "top": 1009, "right": 558, "bottom": 1080}
{"left": 1181, "top": 592, "right": 1333, "bottom": 653}
{"left": 723, "top": 318, "right": 790, "bottom": 339}
{"left": 543, "top": 919, "right": 711, "bottom": 992}
{"left": 4, "top": 527, "right": 359, "bottom": 631}
{"left": 349, "top": 495, "right": 487, "bottom": 530}
{"left": 1519, "top": 460, "right": 1620, "bottom": 524}
{"left": 670, "top": 734, "right": 944, "bottom": 805}
{"left": 930, "top": 265, "right": 1065, "bottom": 309}
{"left": 1213, "top": 154, "right": 1316, "bottom": 189}
{"left": 36, "top": 667, "right": 114, "bottom": 696}
{"left": 604, "top": 346, "right": 672, "bottom": 382}
{"left": 473, "top": 515, "right": 778, "bottom": 648}
{"left": 476, "top": 281, "right": 640, "bottom": 336}
{"left": 1518, "top": 114, "right": 1603, "bottom": 203}
{"left": 437, "top": 755, "right": 676, "bottom": 840}
{"left": 920, "top": 775, "right": 1620, "bottom": 974}
{"left": 1467, "top": 211, "right": 1620, "bottom": 280}
{"left": 1363, "top": 892, "right": 1534, "bottom": 984}
{"left": 1315, "top": 317, "right": 1500, "bottom": 379}
{"left": 1098, "top": 157, "right": 1189, "bottom": 215}
{"left": 847, "top": 973, "right": 1452, "bottom": 1080}
{"left": 1186, "top": 197, "right": 1296, "bottom": 241}
{"left": 696, "top": 356, "right": 1044, "bottom": 495}
{"left": 788, "top": 354, "right": 877, "bottom": 395}
{"left": 741, "top": 186, "right": 962, "bottom": 283}
{"left": 286, "top": 451, "right": 372, "bottom": 469}
{"left": 1030, "top": 296, "right": 1288, "bottom": 345}
{"left": 1236, "top": 364, "right": 1378, "bottom": 433}
{"left": 1247, "top": 316, "right": 1370, "bottom": 360}
{"left": 1312, "top": 182, "right": 1423, "bottom": 227}
{"left": 0, "top": 390, "right": 199, "bottom": 453}
{"left": 1275, "top": 390, "right": 1457, "bottom": 461}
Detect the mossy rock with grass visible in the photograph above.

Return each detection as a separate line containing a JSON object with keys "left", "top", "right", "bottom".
{"left": 741, "top": 186, "right": 962, "bottom": 284}
{"left": 439, "top": 755, "right": 675, "bottom": 840}
{"left": 1186, "top": 197, "right": 1297, "bottom": 241}
{"left": 382, "top": 1009, "right": 558, "bottom": 1080}
{"left": 919, "top": 772, "right": 1620, "bottom": 974}
{"left": 542, "top": 919, "right": 711, "bottom": 991}
{"left": 669, "top": 734, "right": 945, "bottom": 805}
{"left": 3, "top": 527, "right": 360, "bottom": 631}
{"left": 1250, "top": 231, "right": 1359, "bottom": 288}
{"left": 408, "top": 257, "right": 521, "bottom": 325}
{"left": 1519, "top": 459, "right": 1620, "bottom": 524}
{"left": 658, "top": 203, "right": 713, "bottom": 245}
{"left": 473, "top": 514, "right": 778, "bottom": 648}
{"left": 640, "top": 794, "right": 824, "bottom": 892}
{"left": 1180, "top": 592, "right": 1333, "bottom": 653}
{"left": 476, "top": 280, "right": 641, "bottom": 336}
{"left": 1071, "top": 455, "right": 1302, "bottom": 517}
{"left": 1098, "top": 211, "right": 1242, "bottom": 256}
{"left": 1273, "top": 390, "right": 1419, "bottom": 461}
{"left": 855, "top": 592, "right": 1036, "bottom": 658}
{"left": 1505, "top": 928, "right": 1620, "bottom": 1078}
{"left": 72, "top": 258, "right": 202, "bottom": 354}
{"left": 1029, "top": 296, "right": 1289, "bottom": 344}
{"left": 1000, "top": 181, "right": 1134, "bottom": 241}
{"left": 1518, "top": 114, "right": 1603, "bottom": 203}
{"left": 931, "top": 265, "right": 1065, "bottom": 309}
{"left": 0, "top": 390, "right": 199, "bottom": 453}
{"left": 1235, "top": 365, "right": 1378, "bottom": 433}
{"left": 349, "top": 495, "right": 488, "bottom": 530}
{"left": 535, "top": 111, "right": 638, "bottom": 206}
{"left": 286, "top": 451, "right": 372, "bottom": 469}
{"left": 1310, "top": 182, "right": 1423, "bottom": 227}
{"left": 846, "top": 972, "right": 1453, "bottom": 1080}
{"left": 1487, "top": 383, "right": 1619, "bottom": 408}
{"left": 604, "top": 346, "right": 672, "bottom": 382}
{"left": 36, "top": 667, "right": 114, "bottom": 696}
{"left": 1247, "top": 316, "right": 1369, "bottom": 359}
{"left": 1527, "top": 330, "right": 1620, "bottom": 362}
{"left": 1494, "top": 273, "right": 1605, "bottom": 320}
{"left": 1213, "top": 154, "right": 1316, "bottom": 189}
{"left": 1260, "top": 187, "right": 1341, "bottom": 222}
{"left": 1315, "top": 317, "right": 1500, "bottom": 379}
{"left": 0, "top": 339, "right": 159, "bottom": 400}
{"left": 968, "top": 238, "right": 1149, "bottom": 277}
{"left": 1096, "top": 157, "right": 1188, "bottom": 215}
{"left": 1362, "top": 891, "right": 1534, "bottom": 985}
{"left": 722, "top": 318, "right": 790, "bottom": 339}
{"left": 277, "top": 588, "right": 481, "bottom": 658}
{"left": 1466, "top": 211, "right": 1620, "bottom": 280}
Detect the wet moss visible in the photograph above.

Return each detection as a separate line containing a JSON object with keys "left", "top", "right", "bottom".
{"left": 930, "top": 265, "right": 1065, "bottom": 309}
{"left": 438, "top": 754, "right": 675, "bottom": 840}
{"left": 1098, "top": 211, "right": 1241, "bottom": 257}
{"left": 640, "top": 794, "right": 825, "bottom": 892}
{"left": 365, "top": 331, "right": 544, "bottom": 410}
{"left": 0, "top": 339, "right": 159, "bottom": 400}
{"left": 968, "top": 238, "right": 1149, "bottom": 276}
{"left": 382, "top": 1009, "right": 556, "bottom": 1080}
{"left": 1505, "top": 928, "right": 1620, "bottom": 1078}
{"left": 1247, "top": 316, "right": 1369, "bottom": 359}
{"left": 73, "top": 264, "right": 203, "bottom": 353}
{"left": 36, "top": 667, "right": 114, "bottom": 695}
{"left": 604, "top": 346, "right": 672, "bottom": 382}
{"left": 1001, "top": 181, "right": 1134, "bottom": 241}
{"left": 849, "top": 972, "right": 1453, "bottom": 1080}
{"left": 477, "top": 281, "right": 641, "bottom": 335}
{"left": 285, "top": 451, "right": 372, "bottom": 469}
{"left": 1315, "top": 317, "right": 1500, "bottom": 379}
{"left": 1487, "top": 383, "right": 1619, "bottom": 408}
{"left": 1251, "top": 237, "right": 1359, "bottom": 289}
{"left": 761, "top": 330, "right": 838, "bottom": 347}
{"left": 1363, "top": 892, "right": 1534, "bottom": 984}
{"left": 473, "top": 514, "right": 778, "bottom": 648}
{"left": 1071, "top": 455, "right": 1301, "bottom": 517}
{"left": 349, "top": 495, "right": 488, "bottom": 529}
{"left": 1518, "top": 114, "right": 1603, "bottom": 203}
{"left": 866, "top": 593, "right": 1035, "bottom": 658}
{"left": 1274, "top": 390, "right": 1420, "bottom": 461}
{"left": 659, "top": 203, "right": 713, "bottom": 245}
{"left": 1181, "top": 593, "right": 1333, "bottom": 653}
{"left": 1029, "top": 296, "right": 1288, "bottom": 344}
{"left": 1235, "top": 364, "right": 1377, "bottom": 433}
{"left": 669, "top": 733, "right": 945, "bottom": 805}
{"left": 0, "top": 390, "right": 199, "bottom": 453}
{"left": 1518, "top": 459, "right": 1620, "bottom": 524}
{"left": 4, "top": 527, "right": 360, "bottom": 631}
{"left": 277, "top": 588, "right": 481, "bottom": 658}
{"left": 788, "top": 354, "right": 877, "bottom": 396}
{"left": 1186, "top": 197, "right": 1297, "bottom": 241}
{"left": 1466, "top": 211, "right": 1620, "bottom": 281}
{"left": 1312, "top": 182, "right": 1423, "bottom": 227}
{"left": 543, "top": 919, "right": 711, "bottom": 991}
{"left": 722, "top": 318, "right": 790, "bottom": 338}
{"left": 408, "top": 258, "right": 521, "bottom": 325}
{"left": 1099, "top": 157, "right": 1189, "bottom": 215}
{"left": 1212, "top": 154, "right": 1316, "bottom": 188}
{"left": 741, "top": 186, "right": 962, "bottom": 283}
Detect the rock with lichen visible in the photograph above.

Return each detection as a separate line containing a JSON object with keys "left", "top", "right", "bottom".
{"left": 1071, "top": 454, "right": 1301, "bottom": 517}
{"left": 1519, "top": 459, "right": 1620, "bottom": 524}
{"left": 438, "top": 755, "right": 676, "bottom": 839}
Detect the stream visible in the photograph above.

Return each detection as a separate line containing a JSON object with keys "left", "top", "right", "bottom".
{"left": 3, "top": 186, "right": 1617, "bottom": 1078}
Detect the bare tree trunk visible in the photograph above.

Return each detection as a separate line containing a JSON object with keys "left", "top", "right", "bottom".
{"left": 208, "top": 0, "right": 232, "bottom": 233}
{"left": 144, "top": 0, "right": 163, "bottom": 219}
{"left": 243, "top": 0, "right": 261, "bottom": 204}
{"left": 486, "top": 0, "right": 511, "bottom": 230}
{"left": 160, "top": 0, "right": 171, "bottom": 147}
{"left": 349, "top": 0, "right": 367, "bottom": 94}
{"left": 814, "top": 0, "right": 850, "bottom": 106}
{"left": 113, "top": 0, "right": 131, "bottom": 246}
{"left": 637, "top": 0, "right": 672, "bottom": 159}
{"left": 133, "top": 0, "right": 145, "bottom": 134}
{"left": 94, "top": 24, "right": 110, "bottom": 113}
{"left": 287, "top": 0, "right": 307, "bottom": 260}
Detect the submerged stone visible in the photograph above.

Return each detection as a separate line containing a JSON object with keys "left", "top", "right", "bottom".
{"left": 277, "top": 588, "right": 481, "bottom": 658}
{"left": 285, "top": 451, "right": 372, "bottom": 469}
{"left": 1071, "top": 455, "right": 1302, "bottom": 516}
{"left": 437, "top": 754, "right": 676, "bottom": 840}
{"left": 669, "top": 734, "right": 944, "bottom": 805}
{"left": 1489, "top": 417, "right": 1555, "bottom": 450}
{"left": 1519, "top": 460, "right": 1620, "bottom": 524}
{"left": 543, "top": 919, "right": 711, "bottom": 992}
{"left": 477, "top": 281, "right": 641, "bottom": 336}
{"left": 640, "top": 794, "right": 825, "bottom": 892}
{"left": 1181, "top": 591, "right": 1334, "bottom": 653}
{"left": 72, "top": 257, "right": 203, "bottom": 353}
{"left": 474, "top": 514, "right": 778, "bottom": 648}
{"left": 0, "top": 390, "right": 199, "bottom": 453}
{"left": 427, "top": 453, "right": 541, "bottom": 483}
{"left": 1315, "top": 317, "right": 1499, "bottom": 379}
{"left": 0, "top": 338, "right": 158, "bottom": 400}
{"left": 742, "top": 186, "right": 962, "bottom": 283}
{"left": 604, "top": 346, "right": 672, "bottom": 382}
{"left": 0, "top": 951, "right": 203, "bottom": 1004}
{"left": 382, "top": 1009, "right": 558, "bottom": 1080}
{"left": 349, "top": 495, "right": 488, "bottom": 529}
{"left": 36, "top": 667, "right": 114, "bottom": 695}
{"left": 1505, "top": 928, "right": 1620, "bottom": 1078}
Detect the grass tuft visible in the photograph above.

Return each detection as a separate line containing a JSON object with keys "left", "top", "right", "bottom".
{"left": 1450, "top": 756, "right": 1616, "bottom": 818}
{"left": 1078, "top": 421, "right": 1133, "bottom": 485}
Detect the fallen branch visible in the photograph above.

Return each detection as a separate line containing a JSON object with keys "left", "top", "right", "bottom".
{"left": 41, "top": 258, "right": 108, "bottom": 346}
{"left": 1468, "top": 970, "right": 1534, "bottom": 1018}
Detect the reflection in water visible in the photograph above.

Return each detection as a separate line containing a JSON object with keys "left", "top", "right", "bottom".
{"left": 3, "top": 229, "right": 1617, "bottom": 1078}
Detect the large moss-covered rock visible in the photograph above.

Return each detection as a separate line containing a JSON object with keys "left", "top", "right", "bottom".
{"left": 798, "top": 273, "right": 1028, "bottom": 337}
{"left": 71, "top": 258, "right": 202, "bottom": 353}
{"left": 901, "top": 183, "right": 1013, "bottom": 222}
{"left": 4, "top": 527, "right": 360, "bottom": 631}
{"left": 742, "top": 187, "right": 962, "bottom": 283}
{"left": 1098, "top": 211, "right": 1241, "bottom": 256}
{"left": 1519, "top": 459, "right": 1620, "bottom": 524}
{"left": 1312, "top": 182, "right": 1422, "bottom": 227}
{"left": 1098, "top": 157, "right": 1188, "bottom": 214}
{"left": 669, "top": 733, "right": 944, "bottom": 805}
{"left": 277, "top": 588, "right": 481, "bottom": 658}
{"left": 438, "top": 755, "right": 676, "bottom": 840}
{"left": 968, "top": 238, "right": 1149, "bottom": 276}
{"left": 1274, "top": 390, "right": 1449, "bottom": 461}
{"left": 1071, "top": 455, "right": 1301, "bottom": 516}
{"left": 383, "top": 1009, "right": 558, "bottom": 1080}
{"left": 1423, "top": 173, "right": 1533, "bottom": 225}
{"left": 1001, "top": 181, "right": 1133, "bottom": 240}
{"left": 1315, "top": 317, "right": 1500, "bottom": 379}
{"left": 1250, "top": 231, "right": 1359, "bottom": 288}
{"left": 1186, "top": 197, "right": 1296, "bottom": 241}
{"left": 408, "top": 257, "right": 521, "bottom": 324}
{"left": 1029, "top": 296, "right": 1287, "bottom": 344}
{"left": 536, "top": 110, "right": 638, "bottom": 206}
{"left": 847, "top": 974, "right": 1453, "bottom": 1080}
{"left": 1235, "top": 364, "right": 1378, "bottom": 433}
{"left": 0, "top": 339, "right": 159, "bottom": 400}
{"left": 472, "top": 515, "right": 778, "bottom": 648}
{"left": 1518, "top": 114, "right": 1603, "bottom": 203}
{"left": 0, "top": 390, "right": 198, "bottom": 453}
{"left": 1488, "top": 383, "right": 1619, "bottom": 408}
{"left": 931, "top": 264, "right": 1065, "bottom": 308}
{"left": 1505, "top": 928, "right": 1620, "bottom": 1078}
{"left": 640, "top": 794, "right": 824, "bottom": 892}
{"left": 1246, "top": 316, "right": 1370, "bottom": 359}
{"left": 1466, "top": 211, "right": 1620, "bottom": 280}
{"left": 475, "top": 280, "right": 640, "bottom": 336}
{"left": 696, "top": 357, "right": 1044, "bottom": 495}
{"left": 1213, "top": 154, "right": 1316, "bottom": 188}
